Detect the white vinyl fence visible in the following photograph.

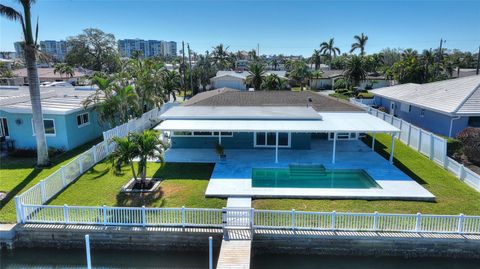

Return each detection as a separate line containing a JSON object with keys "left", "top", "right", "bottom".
{"left": 350, "top": 99, "right": 480, "bottom": 191}
{"left": 15, "top": 204, "right": 480, "bottom": 235}
{"left": 14, "top": 104, "right": 175, "bottom": 223}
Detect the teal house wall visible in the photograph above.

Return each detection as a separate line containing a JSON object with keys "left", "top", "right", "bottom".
{"left": 170, "top": 132, "right": 311, "bottom": 150}
{"left": 0, "top": 108, "right": 105, "bottom": 151}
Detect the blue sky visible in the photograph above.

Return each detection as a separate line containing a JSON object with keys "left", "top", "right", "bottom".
{"left": 1, "top": 0, "right": 479, "bottom": 56}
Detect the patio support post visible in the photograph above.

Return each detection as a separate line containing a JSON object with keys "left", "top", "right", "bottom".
{"left": 275, "top": 132, "right": 279, "bottom": 163}
{"left": 218, "top": 132, "right": 222, "bottom": 145}
{"left": 332, "top": 132, "right": 337, "bottom": 164}
{"left": 389, "top": 133, "right": 395, "bottom": 163}
{"left": 371, "top": 133, "right": 376, "bottom": 151}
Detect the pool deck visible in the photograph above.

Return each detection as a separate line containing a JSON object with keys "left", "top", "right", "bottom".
{"left": 165, "top": 139, "right": 435, "bottom": 201}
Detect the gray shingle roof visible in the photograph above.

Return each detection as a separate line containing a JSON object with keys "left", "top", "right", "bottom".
{"left": 184, "top": 90, "right": 363, "bottom": 112}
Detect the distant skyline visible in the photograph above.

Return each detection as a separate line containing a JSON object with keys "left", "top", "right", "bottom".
{"left": 1, "top": 0, "right": 479, "bottom": 56}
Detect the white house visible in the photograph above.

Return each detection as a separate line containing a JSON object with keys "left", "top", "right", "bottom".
{"left": 210, "top": 70, "right": 288, "bottom": 91}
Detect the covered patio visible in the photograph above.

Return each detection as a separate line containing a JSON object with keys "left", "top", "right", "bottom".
{"left": 155, "top": 111, "right": 435, "bottom": 201}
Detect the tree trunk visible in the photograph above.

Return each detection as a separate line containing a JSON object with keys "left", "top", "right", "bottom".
{"left": 25, "top": 46, "right": 50, "bottom": 166}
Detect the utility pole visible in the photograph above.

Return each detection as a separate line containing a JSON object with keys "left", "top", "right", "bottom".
{"left": 476, "top": 46, "right": 480, "bottom": 75}
{"left": 435, "top": 38, "right": 446, "bottom": 78}
{"left": 188, "top": 43, "right": 194, "bottom": 96}
{"left": 182, "top": 41, "right": 186, "bottom": 101}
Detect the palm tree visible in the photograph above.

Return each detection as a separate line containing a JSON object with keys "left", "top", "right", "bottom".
{"left": 110, "top": 135, "right": 139, "bottom": 179}
{"left": 262, "top": 74, "right": 286, "bottom": 91}
{"left": 271, "top": 58, "right": 279, "bottom": 71}
{"left": 320, "top": 38, "right": 341, "bottom": 65}
{"left": 1, "top": 1, "right": 49, "bottom": 166}
{"left": 246, "top": 61, "right": 266, "bottom": 91}
{"left": 289, "top": 60, "right": 311, "bottom": 91}
{"left": 160, "top": 69, "right": 182, "bottom": 102}
{"left": 350, "top": 33, "right": 368, "bottom": 56}
{"left": 402, "top": 48, "right": 418, "bottom": 60}
{"left": 195, "top": 54, "right": 215, "bottom": 92}
{"left": 63, "top": 65, "right": 74, "bottom": 78}
{"left": 212, "top": 44, "right": 230, "bottom": 70}
{"left": 131, "top": 130, "right": 166, "bottom": 187}
{"left": 311, "top": 49, "right": 322, "bottom": 70}
{"left": 344, "top": 55, "right": 367, "bottom": 89}
{"left": 54, "top": 63, "right": 66, "bottom": 79}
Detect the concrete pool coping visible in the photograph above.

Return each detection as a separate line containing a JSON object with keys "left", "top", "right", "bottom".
{"left": 165, "top": 139, "right": 436, "bottom": 201}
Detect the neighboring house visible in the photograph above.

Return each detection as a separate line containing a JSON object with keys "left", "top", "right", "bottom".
{"left": 309, "top": 70, "right": 344, "bottom": 90}
{"left": 12, "top": 67, "right": 90, "bottom": 85}
{"left": 0, "top": 86, "right": 106, "bottom": 151}
{"left": 359, "top": 74, "right": 393, "bottom": 90}
{"left": 210, "top": 70, "right": 288, "bottom": 91}
{"left": 371, "top": 75, "right": 480, "bottom": 137}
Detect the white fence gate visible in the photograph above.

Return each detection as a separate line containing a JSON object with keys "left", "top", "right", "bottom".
{"left": 350, "top": 99, "right": 480, "bottom": 191}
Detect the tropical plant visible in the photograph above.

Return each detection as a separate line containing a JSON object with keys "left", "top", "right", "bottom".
{"left": 344, "top": 55, "right": 367, "bottom": 88}
{"left": 195, "top": 53, "right": 216, "bottom": 92}
{"left": 1, "top": 0, "right": 50, "bottom": 165}
{"left": 320, "top": 38, "right": 341, "bottom": 64}
{"left": 289, "top": 60, "right": 311, "bottom": 91}
{"left": 262, "top": 73, "right": 286, "bottom": 91}
{"left": 246, "top": 61, "right": 266, "bottom": 91}
{"left": 212, "top": 44, "right": 230, "bottom": 70}
{"left": 350, "top": 33, "right": 368, "bottom": 56}
{"left": 53, "top": 63, "right": 75, "bottom": 79}
{"left": 125, "top": 58, "right": 165, "bottom": 110}
{"left": 310, "top": 49, "right": 322, "bottom": 70}
{"left": 160, "top": 69, "right": 182, "bottom": 102}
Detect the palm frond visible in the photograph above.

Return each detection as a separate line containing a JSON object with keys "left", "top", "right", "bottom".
{"left": 0, "top": 4, "right": 26, "bottom": 38}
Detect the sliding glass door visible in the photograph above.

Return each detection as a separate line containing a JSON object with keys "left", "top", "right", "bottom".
{"left": 254, "top": 132, "right": 290, "bottom": 148}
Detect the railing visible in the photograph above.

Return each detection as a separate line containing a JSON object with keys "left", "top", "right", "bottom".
{"left": 350, "top": 99, "right": 480, "bottom": 192}
{"left": 16, "top": 204, "right": 480, "bottom": 235}
{"left": 14, "top": 104, "right": 175, "bottom": 223}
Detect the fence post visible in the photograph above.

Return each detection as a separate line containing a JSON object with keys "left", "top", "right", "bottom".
{"left": 429, "top": 133, "right": 435, "bottom": 160}
{"left": 415, "top": 213, "right": 422, "bottom": 232}
{"left": 103, "top": 205, "right": 107, "bottom": 226}
{"left": 181, "top": 206, "right": 186, "bottom": 229}
{"left": 443, "top": 140, "right": 448, "bottom": 168}
{"left": 64, "top": 204, "right": 69, "bottom": 224}
{"left": 78, "top": 157, "right": 84, "bottom": 174}
{"left": 373, "top": 211, "right": 378, "bottom": 231}
{"left": 250, "top": 208, "right": 255, "bottom": 232}
{"left": 417, "top": 129, "right": 422, "bottom": 151}
{"left": 92, "top": 145, "right": 97, "bottom": 163}
{"left": 291, "top": 209, "right": 295, "bottom": 231}
{"left": 407, "top": 124, "right": 412, "bottom": 146}
{"left": 15, "top": 196, "right": 24, "bottom": 223}
{"left": 331, "top": 211, "right": 336, "bottom": 231}
{"left": 459, "top": 165, "right": 466, "bottom": 180}
{"left": 102, "top": 131, "right": 107, "bottom": 141}
{"left": 457, "top": 214, "right": 464, "bottom": 234}
{"left": 61, "top": 166, "right": 67, "bottom": 187}
{"left": 40, "top": 180, "right": 47, "bottom": 203}
{"left": 142, "top": 206, "right": 146, "bottom": 227}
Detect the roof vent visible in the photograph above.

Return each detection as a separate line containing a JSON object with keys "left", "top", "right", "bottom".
{"left": 307, "top": 97, "right": 313, "bottom": 107}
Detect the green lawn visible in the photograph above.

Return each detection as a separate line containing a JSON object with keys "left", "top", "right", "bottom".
{"left": 48, "top": 162, "right": 226, "bottom": 209}
{"left": 0, "top": 138, "right": 101, "bottom": 223}
{"left": 328, "top": 92, "right": 350, "bottom": 100}
{"left": 253, "top": 134, "right": 480, "bottom": 215}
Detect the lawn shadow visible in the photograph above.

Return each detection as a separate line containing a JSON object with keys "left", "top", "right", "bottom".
{"left": 151, "top": 162, "right": 215, "bottom": 180}
{"left": 116, "top": 188, "right": 165, "bottom": 207}
{"left": 362, "top": 136, "right": 428, "bottom": 185}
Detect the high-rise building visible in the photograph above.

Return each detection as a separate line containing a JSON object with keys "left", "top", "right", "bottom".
{"left": 118, "top": 39, "right": 177, "bottom": 58}
{"left": 14, "top": 42, "right": 24, "bottom": 59}
{"left": 40, "top": 40, "right": 68, "bottom": 61}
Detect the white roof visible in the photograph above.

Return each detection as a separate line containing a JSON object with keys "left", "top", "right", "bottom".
{"left": 371, "top": 76, "right": 480, "bottom": 115}
{"left": 160, "top": 106, "right": 323, "bottom": 120}
{"left": 156, "top": 112, "right": 399, "bottom": 133}
{"left": 0, "top": 86, "right": 97, "bottom": 115}
{"left": 212, "top": 70, "right": 288, "bottom": 81}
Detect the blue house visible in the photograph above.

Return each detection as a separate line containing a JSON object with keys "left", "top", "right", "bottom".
{"left": 371, "top": 76, "right": 480, "bottom": 137}
{"left": 0, "top": 86, "right": 106, "bottom": 151}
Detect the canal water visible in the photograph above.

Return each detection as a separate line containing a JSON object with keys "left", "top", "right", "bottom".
{"left": 1, "top": 248, "right": 479, "bottom": 269}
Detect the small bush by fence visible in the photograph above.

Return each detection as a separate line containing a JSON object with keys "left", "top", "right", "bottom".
{"left": 350, "top": 99, "right": 480, "bottom": 191}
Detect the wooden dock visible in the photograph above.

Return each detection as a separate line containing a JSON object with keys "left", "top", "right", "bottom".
{"left": 216, "top": 235, "right": 252, "bottom": 269}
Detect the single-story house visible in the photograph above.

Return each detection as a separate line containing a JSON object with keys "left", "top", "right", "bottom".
{"left": 210, "top": 70, "right": 287, "bottom": 91}
{"left": 310, "top": 71, "right": 393, "bottom": 90}
{"left": 154, "top": 90, "right": 434, "bottom": 200}
{"left": 12, "top": 67, "right": 90, "bottom": 85}
{"left": 371, "top": 75, "right": 480, "bottom": 137}
{"left": 0, "top": 86, "right": 106, "bottom": 151}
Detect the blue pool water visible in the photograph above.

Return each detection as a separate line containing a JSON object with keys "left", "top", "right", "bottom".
{"left": 252, "top": 164, "right": 380, "bottom": 189}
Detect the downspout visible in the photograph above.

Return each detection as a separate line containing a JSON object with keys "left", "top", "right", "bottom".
{"left": 449, "top": 116, "right": 461, "bottom": 137}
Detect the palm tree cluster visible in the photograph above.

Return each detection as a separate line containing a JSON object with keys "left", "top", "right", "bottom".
{"left": 84, "top": 57, "right": 181, "bottom": 127}
{"left": 246, "top": 61, "right": 287, "bottom": 91}
{"left": 53, "top": 63, "right": 75, "bottom": 79}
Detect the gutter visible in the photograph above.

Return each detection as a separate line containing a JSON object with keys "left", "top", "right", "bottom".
{"left": 449, "top": 116, "right": 461, "bottom": 137}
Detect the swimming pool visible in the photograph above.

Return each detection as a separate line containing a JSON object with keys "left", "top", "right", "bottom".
{"left": 252, "top": 164, "right": 380, "bottom": 189}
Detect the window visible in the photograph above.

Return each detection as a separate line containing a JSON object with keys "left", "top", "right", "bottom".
{"left": 254, "top": 132, "right": 290, "bottom": 148}
{"left": 468, "top": 117, "right": 480, "bottom": 127}
{"left": 0, "top": 118, "right": 9, "bottom": 137}
{"left": 329, "top": 132, "right": 358, "bottom": 140}
{"left": 420, "top": 109, "right": 426, "bottom": 117}
{"left": 400, "top": 103, "right": 411, "bottom": 113}
{"left": 76, "top": 112, "right": 89, "bottom": 127}
{"left": 32, "top": 119, "right": 56, "bottom": 136}
{"left": 172, "top": 131, "right": 233, "bottom": 137}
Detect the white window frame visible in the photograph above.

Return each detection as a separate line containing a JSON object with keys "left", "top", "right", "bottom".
{"left": 0, "top": 117, "right": 9, "bottom": 138}
{"left": 328, "top": 132, "right": 358, "bottom": 140}
{"left": 76, "top": 112, "right": 90, "bottom": 128}
{"left": 172, "top": 131, "right": 233, "bottom": 137}
{"left": 400, "top": 102, "right": 411, "bottom": 113}
{"left": 254, "top": 132, "right": 291, "bottom": 148}
{"left": 32, "top": 118, "right": 56, "bottom": 136}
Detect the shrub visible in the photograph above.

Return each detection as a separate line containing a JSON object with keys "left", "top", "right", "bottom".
{"left": 357, "top": 92, "right": 374, "bottom": 99}
{"left": 378, "top": 106, "right": 386, "bottom": 112}
{"left": 456, "top": 128, "right": 480, "bottom": 164}
{"left": 334, "top": 78, "right": 347, "bottom": 89}
{"left": 447, "top": 138, "right": 463, "bottom": 158}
